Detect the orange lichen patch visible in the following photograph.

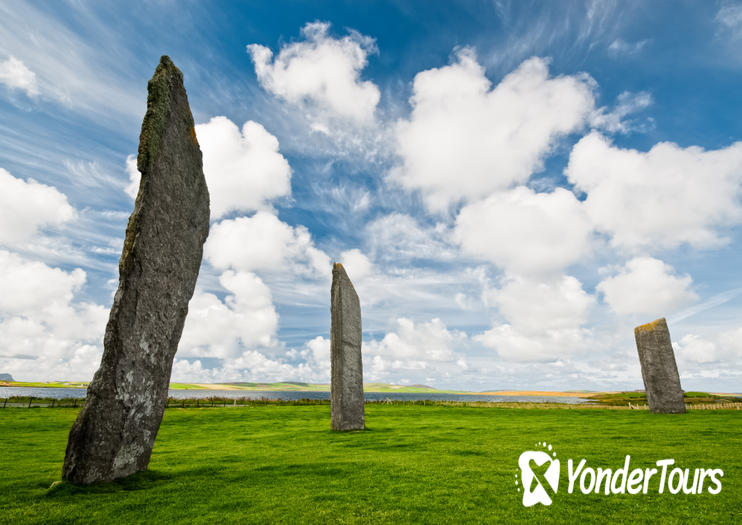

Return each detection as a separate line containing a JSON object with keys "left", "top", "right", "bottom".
{"left": 191, "top": 126, "right": 199, "bottom": 145}
{"left": 634, "top": 317, "right": 666, "bottom": 334}
{"left": 332, "top": 262, "right": 358, "bottom": 293}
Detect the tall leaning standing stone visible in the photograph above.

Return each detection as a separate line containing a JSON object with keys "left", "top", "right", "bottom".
{"left": 62, "top": 56, "right": 210, "bottom": 484}
{"left": 330, "top": 263, "right": 365, "bottom": 430}
{"left": 634, "top": 318, "right": 686, "bottom": 414}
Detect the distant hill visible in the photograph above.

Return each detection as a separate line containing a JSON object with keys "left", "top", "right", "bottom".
{"left": 0, "top": 373, "right": 13, "bottom": 381}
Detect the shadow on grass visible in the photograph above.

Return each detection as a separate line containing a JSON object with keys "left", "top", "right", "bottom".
{"left": 252, "top": 463, "right": 350, "bottom": 477}
{"left": 451, "top": 449, "right": 487, "bottom": 457}
{"left": 45, "top": 469, "right": 172, "bottom": 497}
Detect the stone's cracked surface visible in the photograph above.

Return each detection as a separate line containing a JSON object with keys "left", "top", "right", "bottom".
{"left": 62, "top": 56, "right": 210, "bottom": 484}
{"left": 634, "top": 317, "right": 686, "bottom": 414}
{"left": 330, "top": 263, "right": 365, "bottom": 431}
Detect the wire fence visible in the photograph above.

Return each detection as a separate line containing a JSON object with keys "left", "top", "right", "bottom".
{"left": 1, "top": 397, "right": 741, "bottom": 410}
{"left": 0, "top": 396, "right": 331, "bottom": 409}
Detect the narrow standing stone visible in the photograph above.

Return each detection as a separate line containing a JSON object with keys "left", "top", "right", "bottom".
{"left": 62, "top": 56, "right": 210, "bottom": 484}
{"left": 330, "top": 263, "right": 365, "bottom": 430}
{"left": 634, "top": 318, "right": 686, "bottom": 414}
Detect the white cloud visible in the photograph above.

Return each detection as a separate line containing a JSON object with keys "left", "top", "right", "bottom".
{"left": 248, "top": 21, "right": 380, "bottom": 123}
{"left": 365, "top": 318, "right": 468, "bottom": 376}
{"left": 455, "top": 186, "right": 592, "bottom": 276}
{"left": 597, "top": 257, "right": 698, "bottom": 317}
{"left": 475, "top": 274, "right": 594, "bottom": 362}
{"left": 0, "top": 56, "right": 38, "bottom": 96}
{"left": 124, "top": 155, "right": 139, "bottom": 199}
{"left": 0, "top": 250, "right": 85, "bottom": 316}
{"left": 305, "top": 335, "right": 330, "bottom": 371}
{"left": 390, "top": 51, "right": 595, "bottom": 211}
{"left": 475, "top": 324, "right": 590, "bottom": 363}
{"left": 0, "top": 168, "right": 76, "bottom": 246}
{"left": 205, "top": 211, "right": 330, "bottom": 278}
{"left": 494, "top": 274, "right": 594, "bottom": 332}
{"left": 567, "top": 132, "right": 742, "bottom": 250}
{"left": 170, "top": 350, "right": 316, "bottom": 384}
{"left": 0, "top": 250, "right": 107, "bottom": 381}
{"left": 179, "top": 270, "right": 278, "bottom": 358}
{"left": 719, "top": 327, "right": 742, "bottom": 358}
{"left": 339, "top": 248, "right": 374, "bottom": 281}
{"left": 124, "top": 118, "right": 292, "bottom": 219}
{"left": 674, "top": 334, "right": 717, "bottom": 364}
{"left": 195, "top": 117, "right": 291, "bottom": 218}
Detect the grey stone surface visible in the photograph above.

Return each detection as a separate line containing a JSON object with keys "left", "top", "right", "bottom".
{"left": 634, "top": 318, "right": 686, "bottom": 414}
{"left": 330, "top": 263, "right": 365, "bottom": 430}
{"left": 62, "top": 56, "right": 210, "bottom": 484}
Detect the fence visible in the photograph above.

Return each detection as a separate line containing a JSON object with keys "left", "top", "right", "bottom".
{"left": 624, "top": 401, "right": 742, "bottom": 410}
{"left": 2, "top": 397, "right": 741, "bottom": 410}
{"left": 0, "top": 396, "right": 331, "bottom": 409}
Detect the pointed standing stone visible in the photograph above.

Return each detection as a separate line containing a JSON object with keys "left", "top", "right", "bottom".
{"left": 330, "top": 263, "right": 364, "bottom": 430}
{"left": 62, "top": 56, "right": 210, "bottom": 484}
{"left": 634, "top": 318, "right": 686, "bottom": 414}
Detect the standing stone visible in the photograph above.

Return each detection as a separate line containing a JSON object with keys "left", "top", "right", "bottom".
{"left": 62, "top": 56, "right": 210, "bottom": 484}
{"left": 330, "top": 263, "right": 365, "bottom": 430}
{"left": 634, "top": 318, "right": 686, "bottom": 414}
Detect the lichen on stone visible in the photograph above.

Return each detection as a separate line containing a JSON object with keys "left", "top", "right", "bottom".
{"left": 634, "top": 317, "right": 664, "bottom": 335}
{"left": 137, "top": 55, "right": 182, "bottom": 172}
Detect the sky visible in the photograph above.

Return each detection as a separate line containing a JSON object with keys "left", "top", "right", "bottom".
{"left": 1, "top": 0, "right": 741, "bottom": 391}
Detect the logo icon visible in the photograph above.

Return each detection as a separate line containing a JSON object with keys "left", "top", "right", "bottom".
{"left": 516, "top": 442, "right": 560, "bottom": 507}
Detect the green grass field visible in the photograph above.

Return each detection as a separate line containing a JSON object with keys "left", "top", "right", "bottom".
{"left": 1, "top": 405, "right": 739, "bottom": 523}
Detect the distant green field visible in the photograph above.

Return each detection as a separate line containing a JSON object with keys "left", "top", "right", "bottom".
{"left": 0, "top": 381, "right": 89, "bottom": 388}
{"left": 1, "top": 405, "right": 739, "bottom": 523}
{"left": 588, "top": 391, "right": 741, "bottom": 406}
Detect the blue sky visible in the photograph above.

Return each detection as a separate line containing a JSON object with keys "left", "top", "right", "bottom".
{"left": 1, "top": 1, "right": 741, "bottom": 391}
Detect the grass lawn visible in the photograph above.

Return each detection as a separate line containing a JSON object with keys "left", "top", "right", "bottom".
{"left": 1, "top": 404, "right": 739, "bottom": 523}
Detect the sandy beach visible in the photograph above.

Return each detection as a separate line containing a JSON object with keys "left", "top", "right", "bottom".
{"left": 469, "top": 390, "right": 605, "bottom": 398}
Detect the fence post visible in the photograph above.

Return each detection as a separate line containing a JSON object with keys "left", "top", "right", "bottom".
{"left": 2, "top": 398, "right": 6, "bottom": 408}
{"left": 28, "top": 397, "right": 32, "bottom": 408}
{"left": 51, "top": 399, "right": 55, "bottom": 408}
{"left": 73, "top": 399, "right": 77, "bottom": 408}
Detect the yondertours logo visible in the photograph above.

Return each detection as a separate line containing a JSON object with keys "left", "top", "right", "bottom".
{"left": 515, "top": 443, "right": 724, "bottom": 507}
{"left": 516, "top": 442, "right": 560, "bottom": 506}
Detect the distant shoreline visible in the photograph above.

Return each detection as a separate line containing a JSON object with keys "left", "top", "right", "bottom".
{"left": 466, "top": 390, "right": 602, "bottom": 398}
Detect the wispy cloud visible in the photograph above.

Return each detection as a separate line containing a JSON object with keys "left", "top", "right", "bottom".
{"left": 670, "top": 287, "right": 742, "bottom": 323}
{"left": 0, "top": 2, "right": 144, "bottom": 123}
{"left": 607, "top": 38, "right": 651, "bottom": 56}
{"left": 716, "top": 3, "right": 742, "bottom": 39}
